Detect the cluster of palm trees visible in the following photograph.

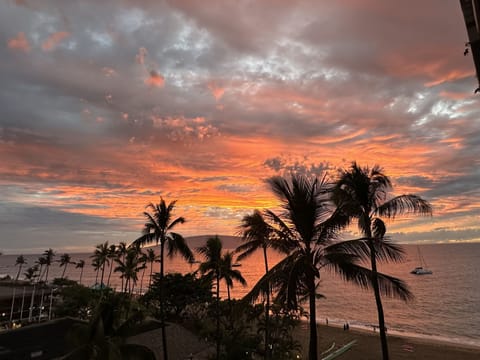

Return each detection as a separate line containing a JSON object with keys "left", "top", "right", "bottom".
{"left": 17, "top": 249, "right": 77, "bottom": 285}
{"left": 12, "top": 162, "right": 430, "bottom": 360}
{"left": 89, "top": 241, "right": 159, "bottom": 295}
{"left": 235, "top": 163, "right": 431, "bottom": 360}
{"left": 117, "top": 162, "right": 430, "bottom": 360}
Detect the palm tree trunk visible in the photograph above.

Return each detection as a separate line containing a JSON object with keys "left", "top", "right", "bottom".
{"left": 95, "top": 268, "right": 99, "bottom": 285}
{"left": 308, "top": 273, "right": 318, "bottom": 360}
{"left": 107, "top": 262, "right": 114, "bottom": 287}
{"left": 149, "top": 261, "right": 154, "bottom": 287}
{"left": 15, "top": 265, "right": 22, "bottom": 282}
{"left": 100, "top": 263, "right": 106, "bottom": 286}
{"left": 79, "top": 268, "right": 84, "bottom": 285}
{"left": 263, "top": 246, "right": 270, "bottom": 360}
{"left": 160, "top": 240, "right": 168, "bottom": 360}
{"left": 44, "top": 266, "right": 50, "bottom": 284}
{"left": 61, "top": 264, "right": 67, "bottom": 279}
{"left": 140, "top": 267, "right": 146, "bottom": 295}
{"left": 369, "top": 240, "right": 389, "bottom": 360}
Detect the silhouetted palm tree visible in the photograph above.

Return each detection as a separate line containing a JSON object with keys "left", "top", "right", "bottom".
{"left": 116, "top": 242, "right": 128, "bottom": 290}
{"left": 197, "top": 235, "right": 223, "bottom": 360}
{"left": 35, "top": 257, "right": 46, "bottom": 283}
{"left": 42, "top": 248, "right": 55, "bottom": 284}
{"left": 24, "top": 265, "right": 39, "bottom": 283}
{"left": 145, "top": 248, "right": 159, "bottom": 288}
{"left": 138, "top": 251, "right": 148, "bottom": 295}
{"left": 106, "top": 244, "right": 117, "bottom": 287}
{"left": 75, "top": 260, "right": 85, "bottom": 285}
{"left": 332, "top": 162, "right": 431, "bottom": 360}
{"left": 237, "top": 210, "right": 287, "bottom": 359}
{"left": 92, "top": 242, "right": 109, "bottom": 286}
{"left": 114, "top": 247, "right": 143, "bottom": 295}
{"left": 92, "top": 258, "right": 101, "bottom": 285}
{"left": 221, "top": 251, "right": 246, "bottom": 302}
{"left": 15, "top": 255, "right": 27, "bottom": 282}
{"left": 245, "top": 174, "right": 413, "bottom": 360}
{"left": 59, "top": 253, "right": 72, "bottom": 279}
{"left": 132, "top": 198, "right": 193, "bottom": 360}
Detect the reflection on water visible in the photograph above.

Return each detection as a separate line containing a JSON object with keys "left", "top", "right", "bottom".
{"left": 0, "top": 243, "right": 479, "bottom": 346}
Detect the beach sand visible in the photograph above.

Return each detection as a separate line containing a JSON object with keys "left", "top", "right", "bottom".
{"left": 294, "top": 323, "right": 480, "bottom": 360}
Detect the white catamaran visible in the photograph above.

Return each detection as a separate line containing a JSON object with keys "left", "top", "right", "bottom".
{"left": 410, "top": 246, "right": 433, "bottom": 275}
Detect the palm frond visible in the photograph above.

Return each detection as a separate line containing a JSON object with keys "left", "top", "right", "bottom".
{"left": 326, "top": 260, "right": 413, "bottom": 301}
{"left": 376, "top": 195, "right": 432, "bottom": 219}
{"left": 166, "top": 232, "right": 194, "bottom": 262}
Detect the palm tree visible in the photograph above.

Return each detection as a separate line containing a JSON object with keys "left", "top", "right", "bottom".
{"left": 35, "top": 256, "right": 47, "bottom": 283}
{"left": 132, "top": 198, "right": 194, "bottom": 360}
{"left": 24, "top": 265, "right": 39, "bottom": 283}
{"left": 75, "top": 260, "right": 86, "bottom": 285}
{"left": 92, "top": 258, "right": 101, "bottom": 285}
{"left": 138, "top": 251, "right": 148, "bottom": 295}
{"left": 42, "top": 248, "right": 55, "bottom": 284}
{"left": 114, "top": 247, "right": 143, "bottom": 295}
{"left": 92, "top": 242, "right": 109, "bottom": 286}
{"left": 245, "top": 174, "right": 413, "bottom": 360}
{"left": 332, "top": 162, "right": 431, "bottom": 360}
{"left": 59, "top": 253, "right": 72, "bottom": 279}
{"left": 106, "top": 244, "right": 117, "bottom": 287}
{"left": 15, "top": 255, "right": 27, "bottom": 282}
{"left": 145, "top": 248, "right": 159, "bottom": 288}
{"left": 116, "top": 242, "right": 128, "bottom": 291}
{"left": 221, "top": 251, "right": 246, "bottom": 302}
{"left": 197, "top": 235, "right": 223, "bottom": 360}
{"left": 236, "top": 210, "right": 287, "bottom": 359}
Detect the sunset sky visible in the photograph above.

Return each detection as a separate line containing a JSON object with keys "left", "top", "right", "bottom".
{"left": 1, "top": 0, "right": 480, "bottom": 254}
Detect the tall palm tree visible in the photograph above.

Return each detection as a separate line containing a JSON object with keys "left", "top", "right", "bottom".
{"left": 59, "top": 253, "right": 72, "bottom": 279}
{"left": 332, "top": 162, "right": 431, "bottom": 360}
{"left": 15, "top": 255, "right": 27, "bottom": 282}
{"left": 138, "top": 251, "right": 148, "bottom": 295}
{"left": 92, "top": 258, "right": 101, "bottom": 285}
{"left": 106, "top": 244, "right": 117, "bottom": 287}
{"left": 236, "top": 210, "right": 287, "bottom": 359}
{"left": 75, "top": 260, "right": 86, "bottom": 285}
{"left": 197, "top": 235, "right": 224, "bottom": 360}
{"left": 92, "top": 242, "right": 109, "bottom": 286}
{"left": 245, "top": 174, "right": 412, "bottom": 360}
{"left": 132, "top": 198, "right": 194, "bottom": 360}
{"left": 35, "top": 256, "right": 47, "bottom": 283}
{"left": 145, "top": 248, "right": 159, "bottom": 288}
{"left": 116, "top": 242, "right": 128, "bottom": 291}
{"left": 220, "top": 251, "right": 246, "bottom": 302}
{"left": 42, "top": 248, "right": 55, "bottom": 284}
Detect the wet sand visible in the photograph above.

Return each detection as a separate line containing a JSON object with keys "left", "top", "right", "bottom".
{"left": 294, "top": 323, "right": 480, "bottom": 359}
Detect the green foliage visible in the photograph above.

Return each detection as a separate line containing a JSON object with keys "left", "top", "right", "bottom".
{"left": 64, "top": 292, "right": 155, "bottom": 360}
{"left": 142, "top": 272, "right": 213, "bottom": 320}
{"left": 54, "top": 283, "right": 103, "bottom": 319}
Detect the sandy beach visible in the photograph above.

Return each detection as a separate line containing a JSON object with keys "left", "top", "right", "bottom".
{"left": 294, "top": 323, "right": 480, "bottom": 360}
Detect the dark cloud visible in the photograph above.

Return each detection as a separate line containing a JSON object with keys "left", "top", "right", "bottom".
{"left": 1, "top": 0, "right": 479, "bottom": 251}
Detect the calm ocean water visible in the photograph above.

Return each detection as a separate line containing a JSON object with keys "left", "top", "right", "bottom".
{"left": 1, "top": 243, "right": 479, "bottom": 347}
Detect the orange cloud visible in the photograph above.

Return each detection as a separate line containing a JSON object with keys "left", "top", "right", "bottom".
{"left": 42, "top": 31, "right": 70, "bottom": 51}
{"left": 208, "top": 82, "right": 225, "bottom": 101}
{"left": 144, "top": 70, "right": 165, "bottom": 87}
{"left": 7, "top": 32, "right": 30, "bottom": 52}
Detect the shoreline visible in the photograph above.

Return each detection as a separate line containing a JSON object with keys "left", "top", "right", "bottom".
{"left": 294, "top": 322, "right": 480, "bottom": 359}
{"left": 311, "top": 316, "right": 480, "bottom": 350}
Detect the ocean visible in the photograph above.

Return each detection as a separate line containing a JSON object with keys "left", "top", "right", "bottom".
{"left": 0, "top": 243, "right": 479, "bottom": 348}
